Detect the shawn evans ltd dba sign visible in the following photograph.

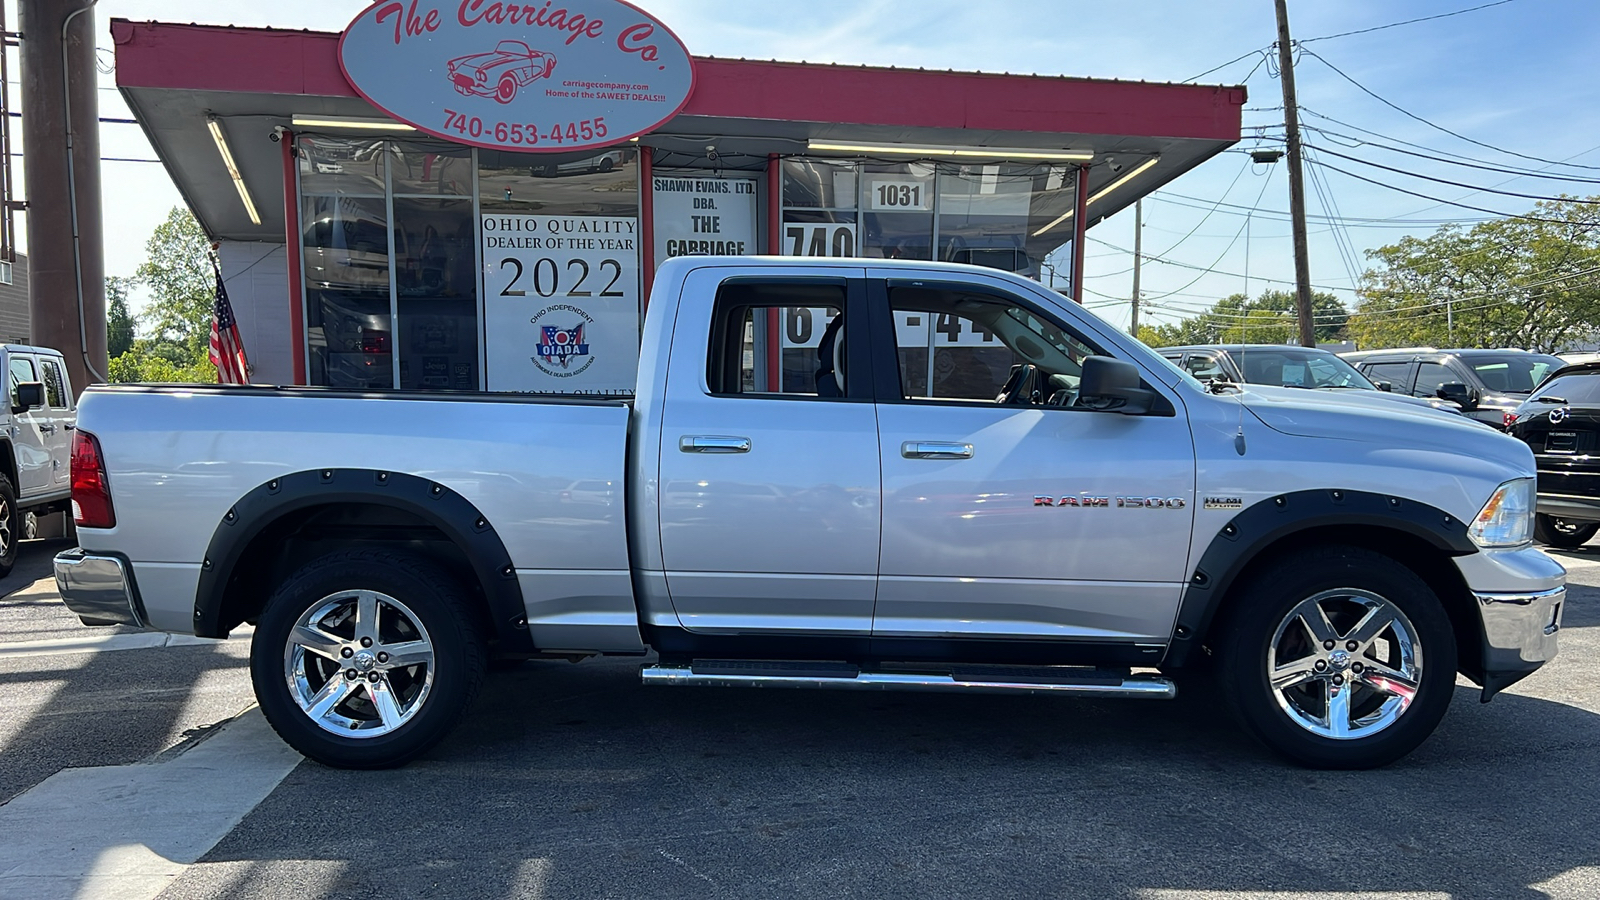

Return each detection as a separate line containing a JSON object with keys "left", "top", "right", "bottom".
{"left": 339, "top": 1, "right": 696, "bottom": 153}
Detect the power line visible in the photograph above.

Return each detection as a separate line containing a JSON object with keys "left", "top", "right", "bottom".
{"left": 1182, "top": 47, "right": 1271, "bottom": 84}
{"left": 1301, "top": 0, "right": 1521, "bottom": 43}
{"left": 1087, "top": 234, "right": 1359, "bottom": 295}
{"left": 1149, "top": 189, "right": 1495, "bottom": 227}
{"left": 1150, "top": 156, "right": 1252, "bottom": 258}
{"left": 1142, "top": 164, "right": 1279, "bottom": 301}
{"left": 1308, "top": 142, "right": 1600, "bottom": 203}
{"left": 1304, "top": 124, "right": 1600, "bottom": 186}
{"left": 1300, "top": 47, "right": 1600, "bottom": 173}
{"left": 1309, "top": 157, "right": 1600, "bottom": 223}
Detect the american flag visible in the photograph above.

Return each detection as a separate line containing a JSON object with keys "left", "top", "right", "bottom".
{"left": 208, "top": 263, "right": 250, "bottom": 384}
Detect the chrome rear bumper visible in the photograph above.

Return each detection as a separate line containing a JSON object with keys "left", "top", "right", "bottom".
{"left": 53, "top": 548, "right": 146, "bottom": 628}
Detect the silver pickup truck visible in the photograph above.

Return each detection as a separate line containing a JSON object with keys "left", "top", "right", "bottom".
{"left": 55, "top": 258, "right": 1565, "bottom": 770}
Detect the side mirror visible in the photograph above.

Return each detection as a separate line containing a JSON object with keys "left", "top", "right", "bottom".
{"left": 12, "top": 381, "right": 43, "bottom": 414}
{"left": 1078, "top": 356, "right": 1155, "bottom": 415}
{"left": 1374, "top": 380, "right": 1393, "bottom": 392}
{"left": 1436, "top": 382, "right": 1479, "bottom": 411}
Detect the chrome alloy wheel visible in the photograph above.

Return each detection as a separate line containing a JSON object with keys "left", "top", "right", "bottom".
{"left": 0, "top": 498, "right": 11, "bottom": 555}
{"left": 1266, "top": 588, "right": 1423, "bottom": 741}
{"left": 283, "top": 590, "right": 436, "bottom": 738}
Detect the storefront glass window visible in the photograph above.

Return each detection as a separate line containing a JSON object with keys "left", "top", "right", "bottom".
{"left": 937, "top": 163, "right": 1051, "bottom": 278}
{"left": 301, "top": 192, "right": 393, "bottom": 389}
{"left": 389, "top": 142, "right": 474, "bottom": 196}
{"left": 298, "top": 136, "right": 386, "bottom": 195}
{"left": 392, "top": 197, "right": 478, "bottom": 390}
{"left": 478, "top": 148, "right": 638, "bottom": 215}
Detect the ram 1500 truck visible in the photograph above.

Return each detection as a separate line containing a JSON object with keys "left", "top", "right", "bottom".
{"left": 54, "top": 258, "right": 1565, "bottom": 770}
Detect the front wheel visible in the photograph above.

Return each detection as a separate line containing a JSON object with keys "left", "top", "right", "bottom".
{"left": 1534, "top": 514, "right": 1599, "bottom": 549}
{"left": 251, "top": 549, "right": 486, "bottom": 768}
{"left": 1217, "top": 546, "right": 1456, "bottom": 769}
{"left": 0, "top": 474, "right": 18, "bottom": 577}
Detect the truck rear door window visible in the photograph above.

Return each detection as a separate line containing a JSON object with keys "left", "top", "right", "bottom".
{"left": 707, "top": 281, "right": 852, "bottom": 397}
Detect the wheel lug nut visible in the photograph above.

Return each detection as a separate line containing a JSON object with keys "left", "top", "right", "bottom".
{"left": 1352, "top": 662, "right": 1363, "bottom": 673}
{"left": 1314, "top": 660, "right": 1327, "bottom": 671}
{"left": 345, "top": 669, "right": 358, "bottom": 680}
{"left": 1346, "top": 640, "right": 1358, "bottom": 651}
{"left": 1333, "top": 674, "right": 1344, "bottom": 685}
{"left": 341, "top": 648, "right": 353, "bottom": 658}
{"left": 361, "top": 637, "right": 374, "bottom": 648}
{"left": 377, "top": 652, "right": 389, "bottom": 663}
{"left": 367, "top": 672, "right": 381, "bottom": 683}
{"left": 1323, "top": 640, "right": 1335, "bottom": 650}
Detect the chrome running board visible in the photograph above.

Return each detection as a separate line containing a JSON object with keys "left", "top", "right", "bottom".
{"left": 640, "top": 661, "right": 1175, "bottom": 699}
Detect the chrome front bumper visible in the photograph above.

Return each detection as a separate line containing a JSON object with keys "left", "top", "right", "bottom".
{"left": 1476, "top": 585, "right": 1563, "bottom": 700}
{"left": 53, "top": 548, "right": 146, "bottom": 628}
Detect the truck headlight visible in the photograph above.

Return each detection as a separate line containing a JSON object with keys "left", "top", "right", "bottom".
{"left": 1469, "top": 478, "right": 1535, "bottom": 548}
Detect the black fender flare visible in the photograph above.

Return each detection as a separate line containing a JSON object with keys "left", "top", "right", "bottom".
{"left": 192, "top": 468, "right": 533, "bottom": 652}
{"left": 1163, "top": 488, "right": 1475, "bottom": 667}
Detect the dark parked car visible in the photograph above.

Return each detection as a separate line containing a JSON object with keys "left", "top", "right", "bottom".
{"left": 1341, "top": 347, "right": 1563, "bottom": 429}
{"left": 1506, "top": 360, "right": 1600, "bottom": 548}
{"left": 1156, "top": 344, "right": 1461, "bottom": 413}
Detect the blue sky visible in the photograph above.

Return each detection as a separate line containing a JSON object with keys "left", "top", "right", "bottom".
{"left": 60, "top": 0, "right": 1600, "bottom": 327}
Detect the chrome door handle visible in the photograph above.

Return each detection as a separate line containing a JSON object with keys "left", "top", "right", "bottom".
{"left": 680, "top": 435, "right": 751, "bottom": 454}
{"left": 901, "top": 441, "right": 973, "bottom": 460}
{"left": 39, "top": 424, "right": 55, "bottom": 434}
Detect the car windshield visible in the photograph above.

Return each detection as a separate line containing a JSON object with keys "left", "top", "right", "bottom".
{"left": 1469, "top": 354, "right": 1563, "bottom": 394}
{"left": 1529, "top": 372, "right": 1600, "bottom": 405}
{"left": 1233, "top": 349, "right": 1377, "bottom": 389}
{"left": 495, "top": 40, "right": 531, "bottom": 55}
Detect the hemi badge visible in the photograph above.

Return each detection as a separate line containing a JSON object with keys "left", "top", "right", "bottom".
{"left": 1204, "top": 497, "right": 1244, "bottom": 510}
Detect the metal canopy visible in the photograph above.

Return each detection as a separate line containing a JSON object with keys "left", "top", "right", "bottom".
{"left": 113, "top": 20, "right": 1244, "bottom": 244}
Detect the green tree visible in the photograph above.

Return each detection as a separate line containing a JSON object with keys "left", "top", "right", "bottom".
{"left": 108, "top": 206, "right": 217, "bottom": 384}
{"left": 1349, "top": 197, "right": 1600, "bottom": 351}
{"left": 105, "top": 276, "right": 135, "bottom": 358}
{"left": 1134, "top": 290, "right": 1348, "bottom": 348}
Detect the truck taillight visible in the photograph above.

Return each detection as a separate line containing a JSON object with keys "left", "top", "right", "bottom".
{"left": 70, "top": 430, "right": 116, "bottom": 529}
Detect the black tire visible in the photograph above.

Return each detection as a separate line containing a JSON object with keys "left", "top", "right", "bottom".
{"left": 252, "top": 548, "right": 487, "bottom": 769}
{"left": 0, "top": 473, "right": 18, "bottom": 578}
{"left": 1534, "top": 514, "right": 1599, "bottom": 549}
{"left": 1216, "top": 546, "right": 1457, "bottom": 769}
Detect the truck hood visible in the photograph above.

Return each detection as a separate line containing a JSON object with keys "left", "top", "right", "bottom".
{"left": 1239, "top": 384, "right": 1532, "bottom": 471}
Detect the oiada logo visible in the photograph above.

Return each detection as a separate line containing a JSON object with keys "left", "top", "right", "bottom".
{"left": 530, "top": 304, "right": 596, "bottom": 377}
{"left": 338, "top": 0, "right": 697, "bottom": 153}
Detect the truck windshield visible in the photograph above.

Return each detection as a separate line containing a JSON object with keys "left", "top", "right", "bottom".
{"left": 1468, "top": 355, "right": 1563, "bottom": 394}
{"left": 1234, "top": 349, "right": 1377, "bottom": 390}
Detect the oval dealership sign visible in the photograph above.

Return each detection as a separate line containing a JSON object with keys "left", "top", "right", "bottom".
{"left": 339, "top": 1, "right": 695, "bottom": 152}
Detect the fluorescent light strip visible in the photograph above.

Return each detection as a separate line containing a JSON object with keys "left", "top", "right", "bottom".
{"left": 291, "top": 116, "right": 416, "bottom": 132}
{"left": 806, "top": 139, "right": 1092, "bottom": 161}
{"left": 206, "top": 116, "right": 261, "bottom": 226}
{"left": 1030, "top": 157, "right": 1161, "bottom": 237}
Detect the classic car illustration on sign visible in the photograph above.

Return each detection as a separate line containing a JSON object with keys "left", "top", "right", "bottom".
{"left": 447, "top": 41, "right": 557, "bottom": 103}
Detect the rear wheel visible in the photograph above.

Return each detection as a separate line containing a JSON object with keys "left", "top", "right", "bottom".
{"left": 1217, "top": 546, "right": 1456, "bottom": 769}
{"left": 0, "top": 474, "right": 18, "bottom": 578}
{"left": 252, "top": 549, "right": 486, "bottom": 769}
{"left": 1534, "top": 514, "right": 1599, "bottom": 549}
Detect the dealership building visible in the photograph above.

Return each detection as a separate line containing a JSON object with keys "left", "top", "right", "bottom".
{"left": 112, "top": 6, "right": 1243, "bottom": 393}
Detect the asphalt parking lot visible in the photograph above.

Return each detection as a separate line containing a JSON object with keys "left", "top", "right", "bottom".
{"left": 1, "top": 537, "right": 1597, "bottom": 900}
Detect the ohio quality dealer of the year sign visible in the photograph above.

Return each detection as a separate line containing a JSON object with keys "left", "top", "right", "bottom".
{"left": 339, "top": 0, "right": 696, "bottom": 152}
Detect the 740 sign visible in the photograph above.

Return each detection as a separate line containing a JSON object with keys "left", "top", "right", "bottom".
{"left": 442, "top": 109, "right": 608, "bottom": 146}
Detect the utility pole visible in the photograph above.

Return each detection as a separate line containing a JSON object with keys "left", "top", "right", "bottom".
{"left": 1129, "top": 199, "right": 1142, "bottom": 335}
{"left": 20, "top": 0, "right": 107, "bottom": 394}
{"left": 1274, "top": 0, "right": 1316, "bottom": 348}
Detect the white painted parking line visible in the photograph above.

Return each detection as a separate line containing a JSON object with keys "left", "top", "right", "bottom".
{"left": 1138, "top": 892, "right": 1451, "bottom": 899}
{"left": 0, "top": 629, "right": 253, "bottom": 660}
{"left": 0, "top": 708, "right": 301, "bottom": 900}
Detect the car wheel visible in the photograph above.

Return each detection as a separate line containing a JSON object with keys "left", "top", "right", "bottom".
{"left": 0, "top": 474, "right": 17, "bottom": 577}
{"left": 1534, "top": 514, "right": 1599, "bottom": 549}
{"left": 598, "top": 156, "right": 614, "bottom": 172}
{"left": 495, "top": 74, "right": 518, "bottom": 104}
{"left": 251, "top": 548, "right": 487, "bottom": 769}
{"left": 1216, "top": 545, "right": 1456, "bottom": 769}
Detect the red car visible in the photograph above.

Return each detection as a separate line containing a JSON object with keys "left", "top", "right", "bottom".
{"left": 447, "top": 41, "right": 557, "bottom": 104}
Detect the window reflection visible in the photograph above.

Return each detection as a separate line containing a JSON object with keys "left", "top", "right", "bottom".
{"left": 302, "top": 195, "right": 392, "bottom": 389}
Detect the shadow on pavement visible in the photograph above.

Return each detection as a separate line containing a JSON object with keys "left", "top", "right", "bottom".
{"left": 174, "top": 649, "right": 1600, "bottom": 900}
